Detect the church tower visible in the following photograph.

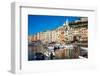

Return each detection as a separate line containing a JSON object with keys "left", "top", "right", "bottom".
{"left": 63, "top": 19, "right": 70, "bottom": 30}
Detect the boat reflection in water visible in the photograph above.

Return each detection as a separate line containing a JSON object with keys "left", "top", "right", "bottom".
{"left": 28, "top": 40, "right": 88, "bottom": 61}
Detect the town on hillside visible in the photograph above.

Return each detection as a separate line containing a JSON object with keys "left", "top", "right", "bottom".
{"left": 28, "top": 17, "right": 88, "bottom": 61}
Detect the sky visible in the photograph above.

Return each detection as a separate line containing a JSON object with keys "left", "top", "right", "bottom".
{"left": 28, "top": 15, "right": 81, "bottom": 35}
